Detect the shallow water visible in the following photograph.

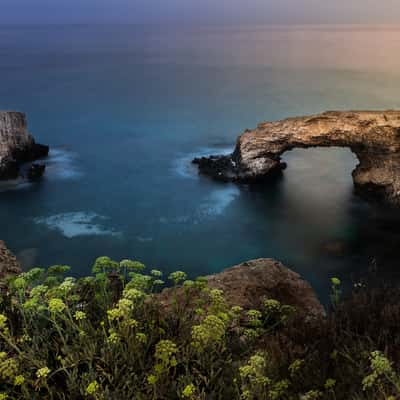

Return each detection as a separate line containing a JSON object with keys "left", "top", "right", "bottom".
{"left": 2, "top": 24, "right": 400, "bottom": 300}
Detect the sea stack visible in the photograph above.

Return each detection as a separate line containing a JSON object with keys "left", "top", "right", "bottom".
{"left": 194, "top": 110, "right": 400, "bottom": 205}
{"left": 0, "top": 111, "right": 49, "bottom": 180}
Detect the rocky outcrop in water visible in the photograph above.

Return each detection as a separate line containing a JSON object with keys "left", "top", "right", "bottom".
{"left": 159, "top": 258, "right": 325, "bottom": 319}
{"left": 0, "top": 111, "right": 49, "bottom": 180}
{"left": 194, "top": 111, "right": 400, "bottom": 204}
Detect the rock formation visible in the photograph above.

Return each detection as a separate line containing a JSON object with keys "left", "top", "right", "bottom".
{"left": 0, "top": 111, "right": 49, "bottom": 180}
{"left": 159, "top": 258, "right": 325, "bottom": 319}
{"left": 194, "top": 110, "right": 400, "bottom": 204}
{"left": 0, "top": 241, "right": 21, "bottom": 280}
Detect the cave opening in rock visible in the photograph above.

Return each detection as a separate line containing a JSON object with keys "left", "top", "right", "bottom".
{"left": 280, "top": 146, "right": 360, "bottom": 208}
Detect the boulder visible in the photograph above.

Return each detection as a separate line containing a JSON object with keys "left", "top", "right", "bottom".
{"left": 159, "top": 258, "right": 325, "bottom": 320}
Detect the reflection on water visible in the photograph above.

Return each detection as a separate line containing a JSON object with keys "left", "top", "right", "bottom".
{"left": 1, "top": 25, "right": 400, "bottom": 301}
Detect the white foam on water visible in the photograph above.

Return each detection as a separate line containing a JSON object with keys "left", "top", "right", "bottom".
{"left": 160, "top": 186, "right": 240, "bottom": 225}
{"left": 45, "top": 148, "right": 83, "bottom": 180}
{"left": 34, "top": 211, "right": 121, "bottom": 238}
{"left": 173, "top": 146, "right": 233, "bottom": 179}
{"left": 196, "top": 186, "right": 240, "bottom": 217}
{"left": 0, "top": 148, "right": 82, "bottom": 193}
{"left": 0, "top": 178, "right": 32, "bottom": 192}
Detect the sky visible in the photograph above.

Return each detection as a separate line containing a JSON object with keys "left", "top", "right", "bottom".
{"left": 1, "top": 0, "right": 400, "bottom": 25}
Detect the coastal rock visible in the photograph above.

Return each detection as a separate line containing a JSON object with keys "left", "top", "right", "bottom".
{"left": 0, "top": 111, "right": 49, "bottom": 180}
{"left": 159, "top": 258, "right": 325, "bottom": 319}
{"left": 194, "top": 111, "right": 400, "bottom": 204}
{"left": 27, "top": 163, "right": 46, "bottom": 181}
{"left": 0, "top": 241, "right": 21, "bottom": 280}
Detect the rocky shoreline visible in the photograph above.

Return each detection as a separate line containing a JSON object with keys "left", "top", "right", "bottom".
{"left": 0, "top": 111, "right": 49, "bottom": 181}
{"left": 194, "top": 110, "right": 400, "bottom": 205}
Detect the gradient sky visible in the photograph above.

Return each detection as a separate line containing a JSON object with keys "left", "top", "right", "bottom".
{"left": 1, "top": 0, "right": 400, "bottom": 25}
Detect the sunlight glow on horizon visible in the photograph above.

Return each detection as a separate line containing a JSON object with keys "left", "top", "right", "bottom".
{"left": 1, "top": 0, "right": 400, "bottom": 25}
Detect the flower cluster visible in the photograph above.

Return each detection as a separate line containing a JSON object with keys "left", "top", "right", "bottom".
{"left": 168, "top": 271, "right": 187, "bottom": 285}
{"left": 36, "top": 367, "right": 51, "bottom": 379}
{"left": 86, "top": 380, "right": 100, "bottom": 395}
{"left": 181, "top": 383, "right": 197, "bottom": 399}
{"left": 239, "top": 354, "right": 271, "bottom": 400}
{"left": 192, "top": 315, "right": 226, "bottom": 349}
{"left": 362, "top": 351, "right": 394, "bottom": 390}
{"left": 48, "top": 298, "right": 67, "bottom": 314}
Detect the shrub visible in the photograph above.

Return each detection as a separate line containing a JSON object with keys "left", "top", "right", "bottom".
{"left": 0, "top": 258, "right": 398, "bottom": 399}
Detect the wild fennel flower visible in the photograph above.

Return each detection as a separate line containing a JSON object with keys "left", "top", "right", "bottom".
{"left": 123, "top": 288, "right": 143, "bottom": 301}
{"left": 0, "top": 358, "right": 18, "bottom": 380}
{"left": 362, "top": 351, "right": 394, "bottom": 390}
{"left": 182, "top": 384, "right": 196, "bottom": 398}
{"left": 168, "top": 271, "right": 187, "bottom": 285}
{"left": 30, "top": 284, "right": 48, "bottom": 298}
{"left": 36, "top": 367, "right": 51, "bottom": 379}
{"left": 13, "top": 375, "right": 25, "bottom": 386}
{"left": 269, "top": 380, "right": 289, "bottom": 400}
{"left": 13, "top": 277, "right": 27, "bottom": 290}
{"left": 48, "top": 298, "right": 66, "bottom": 313}
{"left": 331, "top": 277, "right": 341, "bottom": 286}
{"left": 128, "top": 319, "right": 138, "bottom": 328}
{"left": 147, "top": 374, "right": 157, "bottom": 385}
{"left": 117, "top": 298, "right": 134, "bottom": 314}
{"left": 246, "top": 309, "right": 262, "bottom": 328}
{"left": 263, "top": 299, "right": 281, "bottom": 313}
{"left": 155, "top": 340, "right": 178, "bottom": 369}
{"left": 0, "top": 393, "right": 8, "bottom": 400}
{"left": 324, "top": 378, "right": 336, "bottom": 390}
{"left": 107, "top": 307, "right": 124, "bottom": 321}
{"left": 86, "top": 380, "right": 100, "bottom": 395}
{"left": 136, "top": 333, "right": 147, "bottom": 344}
{"left": 107, "top": 329, "right": 119, "bottom": 344}
{"left": 120, "top": 259, "right": 145, "bottom": 272}
{"left": 59, "top": 277, "right": 76, "bottom": 293}
{"left": 74, "top": 311, "right": 87, "bottom": 321}
{"left": 150, "top": 269, "right": 162, "bottom": 277}
{"left": 0, "top": 314, "right": 8, "bottom": 330}
{"left": 192, "top": 315, "right": 225, "bottom": 348}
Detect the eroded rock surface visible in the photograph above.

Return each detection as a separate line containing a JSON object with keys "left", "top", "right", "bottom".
{"left": 159, "top": 258, "right": 325, "bottom": 319}
{"left": 0, "top": 111, "right": 49, "bottom": 180}
{"left": 0, "top": 241, "right": 21, "bottom": 280}
{"left": 194, "top": 111, "right": 400, "bottom": 204}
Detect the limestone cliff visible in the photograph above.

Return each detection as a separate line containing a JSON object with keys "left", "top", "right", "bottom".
{"left": 0, "top": 241, "right": 21, "bottom": 280}
{"left": 0, "top": 111, "right": 49, "bottom": 180}
{"left": 194, "top": 111, "right": 400, "bottom": 204}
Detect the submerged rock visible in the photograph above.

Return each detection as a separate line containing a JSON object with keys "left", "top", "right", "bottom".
{"left": 0, "top": 111, "right": 49, "bottom": 180}
{"left": 0, "top": 241, "right": 21, "bottom": 280}
{"left": 194, "top": 110, "right": 400, "bottom": 205}
{"left": 27, "top": 163, "right": 46, "bottom": 181}
{"left": 159, "top": 258, "right": 325, "bottom": 319}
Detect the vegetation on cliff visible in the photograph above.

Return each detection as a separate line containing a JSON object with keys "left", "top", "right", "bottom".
{"left": 0, "top": 257, "right": 399, "bottom": 399}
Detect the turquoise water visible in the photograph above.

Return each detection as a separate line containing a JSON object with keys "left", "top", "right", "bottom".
{"left": 2, "top": 24, "right": 400, "bottom": 298}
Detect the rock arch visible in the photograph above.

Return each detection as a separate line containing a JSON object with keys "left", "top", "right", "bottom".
{"left": 193, "top": 111, "right": 400, "bottom": 204}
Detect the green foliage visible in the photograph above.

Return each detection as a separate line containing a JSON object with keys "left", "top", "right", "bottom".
{"left": 0, "top": 260, "right": 398, "bottom": 399}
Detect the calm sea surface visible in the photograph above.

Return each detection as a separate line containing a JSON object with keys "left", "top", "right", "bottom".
{"left": 2, "top": 24, "right": 400, "bottom": 299}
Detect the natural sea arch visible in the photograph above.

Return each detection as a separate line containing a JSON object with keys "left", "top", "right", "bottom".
{"left": 194, "top": 111, "right": 400, "bottom": 205}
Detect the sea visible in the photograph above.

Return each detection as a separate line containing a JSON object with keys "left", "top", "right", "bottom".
{"left": 2, "top": 24, "right": 400, "bottom": 299}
